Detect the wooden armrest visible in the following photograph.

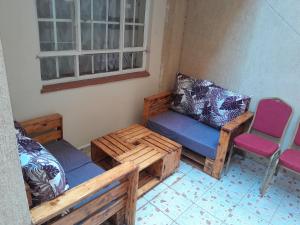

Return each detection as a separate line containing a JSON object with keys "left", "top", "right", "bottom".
{"left": 20, "top": 114, "right": 63, "bottom": 144}
{"left": 30, "top": 161, "right": 138, "bottom": 225}
{"left": 221, "top": 111, "right": 254, "bottom": 133}
{"left": 143, "top": 92, "right": 172, "bottom": 125}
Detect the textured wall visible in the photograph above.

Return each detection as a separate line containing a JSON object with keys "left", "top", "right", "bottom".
{"left": 0, "top": 39, "right": 31, "bottom": 225}
{"left": 159, "top": 0, "right": 188, "bottom": 91}
{"left": 179, "top": 0, "right": 300, "bottom": 148}
{"left": 0, "top": 0, "right": 167, "bottom": 148}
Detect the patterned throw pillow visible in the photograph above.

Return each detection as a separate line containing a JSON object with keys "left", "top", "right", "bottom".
{"left": 194, "top": 86, "right": 251, "bottom": 129}
{"left": 170, "top": 73, "right": 215, "bottom": 115}
{"left": 16, "top": 131, "right": 69, "bottom": 205}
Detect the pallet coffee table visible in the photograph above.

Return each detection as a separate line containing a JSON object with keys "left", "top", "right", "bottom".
{"left": 91, "top": 124, "right": 182, "bottom": 197}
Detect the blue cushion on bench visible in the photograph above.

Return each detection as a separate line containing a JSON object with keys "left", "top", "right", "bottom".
{"left": 66, "top": 162, "right": 119, "bottom": 208}
{"left": 45, "top": 140, "right": 91, "bottom": 173}
{"left": 148, "top": 110, "right": 220, "bottom": 159}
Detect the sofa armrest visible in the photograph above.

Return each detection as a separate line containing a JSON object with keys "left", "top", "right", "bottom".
{"left": 212, "top": 111, "right": 254, "bottom": 179}
{"left": 143, "top": 91, "right": 172, "bottom": 125}
{"left": 30, "top": 161, "right": 138, "bottom": 225}
{"left": 222, "top": 111, "right": 254, "bottom": 133}
{"left": 20, "top": 114, "right": 63, "bottom": 144}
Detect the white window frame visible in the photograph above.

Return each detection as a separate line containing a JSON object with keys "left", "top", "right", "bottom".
{"left": 35, "top": 0, "right": 150, "bottom": 85}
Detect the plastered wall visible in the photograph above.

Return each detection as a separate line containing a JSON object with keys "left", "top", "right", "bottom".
{"left": 178, "top": 0, "right": 300, "bottom": 148}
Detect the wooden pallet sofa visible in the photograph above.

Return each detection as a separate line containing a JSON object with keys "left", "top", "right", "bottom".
{"left": 19, "top": 114, "right": 138, "bottom": 225}
{"left": 143, "top": 75, "right": 254, "bottom": 179}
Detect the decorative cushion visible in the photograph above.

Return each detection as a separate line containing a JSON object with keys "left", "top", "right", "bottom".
{"left": 16, "top": 131, "right": 69, "bottom": 205}
{"left": 279, "top": 149, "right": 300, "bottom": 173}
{"left": 234, "top": 133, "right": 279, "bottom": 157}
{"left": 170, "top": 72, "right": 214, "bottom": 115}
{"left": 194, "top": 86, "right": 251, "bottom": 129}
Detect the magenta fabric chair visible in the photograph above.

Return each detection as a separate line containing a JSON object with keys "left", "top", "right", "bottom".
{"left": 225, "top": 98, "right": 293, "bottom": 195}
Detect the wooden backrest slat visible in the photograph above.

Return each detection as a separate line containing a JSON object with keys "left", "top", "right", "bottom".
{"left": 33, "top": 130, "right": 62, "bottom": 145}
{"left": 51, "top": 182, "right": 128, "bottom": 225}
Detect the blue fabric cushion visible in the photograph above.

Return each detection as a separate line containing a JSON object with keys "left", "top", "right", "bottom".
{"left": 148, "top": 110, "right": 220, "bottom": 159}
{"left": 45, "top": 140, "right": 91, "bottom": 173}
{"left": 66, "top": 162, "right": 119, "bottom": 208}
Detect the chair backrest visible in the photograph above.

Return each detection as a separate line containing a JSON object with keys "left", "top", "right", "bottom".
{"left": 292, "top": 122, "right": 300, "bottom": 147}
{"left": 251, "top": 98, "right": 292, "bottom": 139}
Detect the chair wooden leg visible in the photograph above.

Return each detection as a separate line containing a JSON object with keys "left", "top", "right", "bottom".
{"left": 225, "top": 145, "right": 234, "bottom": 175}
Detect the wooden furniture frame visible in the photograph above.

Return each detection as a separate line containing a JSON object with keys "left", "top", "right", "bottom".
{"left": 91, "top": 124, "right": 182, "bottom": 197}
{"left": 143, "top": 91, "right": 254, "bottom": 179}
{"left": 20, "top": 114, "right": 139, "bottom": 225}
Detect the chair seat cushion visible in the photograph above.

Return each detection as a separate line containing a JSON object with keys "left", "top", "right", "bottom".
{"left": 234, "top": 133, "right": 279, "bottom": 157}
{"left": 279, "top": 149, "right": 300, "bottom": 173}
{"left": 66, "top": 162, "right": 118, "bottom": 208}
{"left": 148, "top": 110, "right": 220, "bottom": 159}
{"left": 45, "top": 139, "right": 91, "bottom": 173}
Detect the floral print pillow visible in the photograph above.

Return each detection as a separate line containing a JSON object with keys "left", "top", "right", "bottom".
{"left": 170, "top": 73, "right": 215, "bottom": 115}
{"left": 16, "top": 131, "right": 69, "bottom": 205}
{"left": 193, "top": 86, "right": 251, "bottom": 129}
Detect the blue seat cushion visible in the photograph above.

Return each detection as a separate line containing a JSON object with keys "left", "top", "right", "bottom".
{"left": 148, "top": 110, "right": 220, "bottom": 159}
{"left": 45, "top": 139, "right": 91, "bottom": 173}
{"left": 66, "top": 162, "right": 119, "bottom": 208}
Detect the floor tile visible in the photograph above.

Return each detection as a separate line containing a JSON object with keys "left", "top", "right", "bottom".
{"left": 176, "top": 203, "right": 223, "bottom": 225}
{"left": 186, "top": 167, "right": 217, "bottom": 188}
{"left": 143, "top": 183, "right": 168, "bottom": 201}
{"left": 270, "top": 206, "right": 300, "bottom": 225}
{"left": 178, "top": 161, "right": 194, "bottom": 174}
{"left": 136, "top": 203, "right": 173, "bottom": 225}
{"left": 195, "top": 189, "right": 237, "bottom": 221}
{"left": 150, "top": 187, "right": 193, "bottom": 220}
{"left": 163, "top": 171, "right": 185, "bottom": 187}
{"left": 171, "top": 175, "right": 209, "bottom": 202}
{"left": 225, "top": 205, "right": 269, "bottom": 225}
{"left": 137, "top": 197, "right": 149, "bottom": 210}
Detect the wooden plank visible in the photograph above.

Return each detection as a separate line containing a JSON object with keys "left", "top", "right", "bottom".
{"left": 30, "top": 162, "right": 138, "bottom": 225}
{"left": 116, "top": 125, "right": 145, "bottom": 137}
{"left": 125, "top": 165, "right": 139, "bottom": 225}
{"left": 110, "top": 133, "right": 136, "bottom": 149}
{"left": 23, "top": 120, "right": 61, "bottom": 135}
{"left": 33, "top": 130, "right": 62, "bottom": 144}
{"left": 222, "top": 111, "right": 254, "bottom": 133}
{"left": 105, "top": 135, "right": 131, "bottom": 152}
{"left": 147, "top": 134, "right": 177, "bottom": 150}
{"left": 81, "top": 197, "right": 126, "bottom": 225}
{"left": 182, "top": 149, "right": 206, "bottom": 165}
{"left": 138, "top": 153, "right": 163, "bottom": 171}
{"left": 51, "top": 182, "right": 128, "bottom": 225}
{"left": 126, "top": 130, "right": 153, "bottom": 143}
{"left": 132, "top": 150, "right": 161, "bottom": 165}
{"left": 142, "top": 136, "right": 172, "bottom": 152}
{"left": 151, "top": 132, "right": 181, "bottom": 148}
{"left": 120, "top": 128, "right": 150, "bottom": 140}
{"left": 99, "top": 137, "right": 124, "bottom": 155}
{"left": 92, "top": 139, "right": 119, "bottom": 158}
{"left": 116, "top": 145, "right": 149, "bottom": 161}
{"left": 20, "top": 114, "right": 62, "bottom": 133}
{"left": 137, "top": 178, "right": 160, "bottom": 198}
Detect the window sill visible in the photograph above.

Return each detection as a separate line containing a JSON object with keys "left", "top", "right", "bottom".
{"left": 41, "top": 71, "right": 150, "bottom": 94}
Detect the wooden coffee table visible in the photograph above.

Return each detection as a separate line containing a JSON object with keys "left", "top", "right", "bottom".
{"left": 91, "top": 124, "right": 182, "bottom": 197}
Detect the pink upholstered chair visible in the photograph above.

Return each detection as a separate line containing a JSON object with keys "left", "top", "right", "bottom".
{"left": 225, "top": 98, "right": 293, "bottom": 195}
{"left": 264, "top": 122, "right": 300, "bottom": 190}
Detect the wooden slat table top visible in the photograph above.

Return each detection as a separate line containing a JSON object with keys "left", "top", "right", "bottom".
{"left": 92, "top": 124, "right": 181, "bottom": 163}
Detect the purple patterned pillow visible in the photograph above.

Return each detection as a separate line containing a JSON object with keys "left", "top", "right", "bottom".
{"left": 170, "top": 73, "right": 215, "bottom": 115}
{"left": 194, "top": 86, "right": 251, "bottom": 129}
{"left": 16, "top": 131, "right": 69, "bottom": 206}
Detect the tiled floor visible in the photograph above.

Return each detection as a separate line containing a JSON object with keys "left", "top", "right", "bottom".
{"left": 135, "top": 155, "right": 300, "bottom": 225}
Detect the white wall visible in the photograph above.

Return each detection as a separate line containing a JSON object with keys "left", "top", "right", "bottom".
{"left": 179, "top": 0, "right": 300, "bottom": 149}
{"left": 0, "top": 0, "right": 167, "bottom": 148}
{"left": 0, "top": 39, "right": 31, "bottom": 225}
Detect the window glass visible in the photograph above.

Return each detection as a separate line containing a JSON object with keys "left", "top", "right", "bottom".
{"left": 108, "top": 24, "right": 120, "bottom": 49}
{"left": 37, "top": 0, "right": 53, "bottom": 19}
{"left": 133, "top": 51, "right": 143, "bottom": 68}
{"left": 107, "top": 53, "right": 119, "bottom": 71}
{"left": 93, "top": 23, "right": 106, "bottom": 49}
{"left": 125, "top": 0, "right": 134, "bottom": 23}
{"left": 39, "top": 22, "right": 55, "bottom": 51}
{"left": 55, "top": 0, "right": 74, "bottom": 19}
{"left": 58, "top": 56, "right": 75, "bottom": 78}
{"left": 57, "top": 22, "right": 76, "bottom": 50}
{"left": 135, "top": 0, "right": 146, "bottom": 23}
{"left": 134, "top": 25, "right": 144, "bottom": 47}
{"left": 93, "top": 0, "right": 106, "bottom": 21}
{"left": 79, "top": 55, "right": 93, "bottom": 75}
{"left": 81, "top": 22, "right": 92, "bottom": 50}
{"left": 40, "top": 57, "right": 56, "bottom": 80}
{"left": 94, "top": 54, "right": 107, "bottom": 73}
{"left": 80, "top": 0, "right": 91, "bottom": 21}
{"left": 108, "top": 0, "right": 121, "bottom": 22}
{"left": 124, "top": 25, "right": 133, "bottom": 48}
